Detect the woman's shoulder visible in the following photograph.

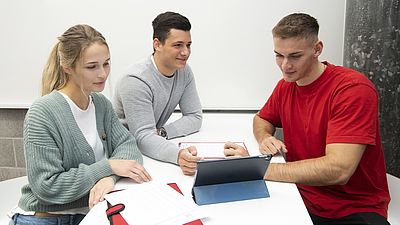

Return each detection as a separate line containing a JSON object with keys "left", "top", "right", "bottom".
{"left": 29, "top": 92, "right": 65, "bottom": 113}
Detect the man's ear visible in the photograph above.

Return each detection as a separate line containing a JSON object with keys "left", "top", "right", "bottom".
{"left": 153, "top": 38, "right": 163, "bottom": 52}
{"left": 314, "top": 40, "right": 323, "bottom": 57}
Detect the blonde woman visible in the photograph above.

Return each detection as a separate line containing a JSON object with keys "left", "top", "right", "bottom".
{"left": 9, "top": 24, "right": 151, "bottom": 225}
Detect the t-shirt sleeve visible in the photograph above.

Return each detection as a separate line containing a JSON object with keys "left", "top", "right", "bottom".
{"left": 326, "top": 82, "right": 378, "bottom": 145}
{"left": 259, "top": 80, "right": 283, "bottom": 127}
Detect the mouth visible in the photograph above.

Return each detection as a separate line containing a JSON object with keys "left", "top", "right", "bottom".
{"left": 94, "top": 81, "right": 105, "bottom": 85}
{"left": 177, "top": 58, "right": 187, "bottom": 63}
{"left": 284, "top": 71, "right": 296, "bottom": 76}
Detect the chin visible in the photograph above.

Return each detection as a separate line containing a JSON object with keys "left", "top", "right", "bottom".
{"left": 283, "top": 76, "right": 297, "bottom": 83}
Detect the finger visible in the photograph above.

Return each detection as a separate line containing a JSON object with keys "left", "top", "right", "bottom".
{"left": 224, "top": 148, "right": 237, "bottom": 156}
{"left": 181, "top": 159, "right": 197, "bottom": 169}
{"left": 271, "top": 139, "right": 287, "bottom": 154}
{"left": 266, "top": 141, "right": 280, "bottom": 155}
{"left": 260, "top": 143, "right": 275, "bottom": 155}
{"left": 187, "top": 146, "right": 198, "bottom": 155}
{"left": 224, "top": 141, "right": 240, "bottom": 149}
{"left": 182, "top": 151, "right": 201, "bottom": 162}
{"left": 89, "top": 190, "right": 95, "bottom": 209}
{"left": 129, "top": 173, "right": 144, "bottom": 183}
{"left": 131, "top": 167, "right": 151, "bottom": 182}
{"left": 182, "top": 166, "right": 196, "bottom": 176}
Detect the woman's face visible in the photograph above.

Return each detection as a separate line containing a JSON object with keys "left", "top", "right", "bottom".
{"left": 69, "top": 42, "right": 110, "bottom": 95}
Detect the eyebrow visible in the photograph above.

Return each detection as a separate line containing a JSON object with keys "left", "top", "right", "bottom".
{"left": 172, "top": 41, "right": 192, "bottom": 44}
{"left": 274, "top": 50, "right": 303, "bottom": 56}
{"left": 85, "top": 58, "right": 111, "bottom": 65}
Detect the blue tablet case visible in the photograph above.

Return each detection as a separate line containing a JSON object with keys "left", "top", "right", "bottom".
{"left": 192, "top": 155, "right": 272, "bottom": 205}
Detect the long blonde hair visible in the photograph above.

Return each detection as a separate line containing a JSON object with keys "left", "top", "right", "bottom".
{"left": 41, "top": 24, "right": 108, "bottom": 96}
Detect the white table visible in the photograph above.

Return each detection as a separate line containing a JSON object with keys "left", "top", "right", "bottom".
{"left": 81, "top": 113, "right": 313, "bottom": 225}
{"left": 0, "top": 176, "right": 28, "bottom": 224}
{"left": 0, "top": 113, "right": 313, "bottom": 225}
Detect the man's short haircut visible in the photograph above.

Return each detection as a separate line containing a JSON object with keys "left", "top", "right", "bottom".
{"left": 272, "top": 13, "right": 319, "bottom": 43}
{"left": 152, "top": 11, "right": 191, "bottom": 44}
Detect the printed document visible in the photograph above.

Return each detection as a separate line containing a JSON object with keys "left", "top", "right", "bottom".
{"left": 105, "top": 181, "right": 206, "bottom": 225}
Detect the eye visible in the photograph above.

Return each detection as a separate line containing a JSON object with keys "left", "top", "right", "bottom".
{"left": 290, "top": 54, "right": 302, "bottom": 59}
{"left": 86, "top": 65, "right": 96, "bottom": 69}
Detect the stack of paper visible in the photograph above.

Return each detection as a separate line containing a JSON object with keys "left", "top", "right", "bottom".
{"left": 105, "top": 181, "right": 205, "bottom": 225}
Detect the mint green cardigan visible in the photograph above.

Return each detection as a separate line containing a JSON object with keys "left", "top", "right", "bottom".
{"left": 18, "top": 91, "right": 143, "bottom": 212}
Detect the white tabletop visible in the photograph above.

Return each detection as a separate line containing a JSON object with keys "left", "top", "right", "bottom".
{"left": 81, "top": 113, "right": 313, "bottom": 225}
{"left": 0, "top": 113, "right": 313, "bottom": 225}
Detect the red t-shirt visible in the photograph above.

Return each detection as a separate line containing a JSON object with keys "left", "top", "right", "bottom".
{"left": 259, "top": 62, "right": 390, "bottom": 218}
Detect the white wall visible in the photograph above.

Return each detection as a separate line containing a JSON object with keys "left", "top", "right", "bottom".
{"left": 0, "top": 0, "right": 345, "bottom": 109}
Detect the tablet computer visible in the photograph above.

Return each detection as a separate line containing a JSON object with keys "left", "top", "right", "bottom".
{"left": 192, "top": 155, "right": 272, "bottom": 205}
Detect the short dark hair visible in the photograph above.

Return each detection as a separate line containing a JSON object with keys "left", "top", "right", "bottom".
{"left": 152, "top": 11, "right": 191, "bottom": 44}
{"left": 272, "top": 13, "right": 319, "bottom": 42}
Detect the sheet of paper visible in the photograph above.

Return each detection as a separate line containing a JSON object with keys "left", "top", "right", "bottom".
{"left": 179, "top": 142, "right": 246, "bottom": 159}
{"left": 104, "top": 181, "right": 206, "bottom": 225}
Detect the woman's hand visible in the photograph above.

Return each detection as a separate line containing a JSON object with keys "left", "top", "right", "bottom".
{"left": 89, "top": 176, "right": 114, "bottom": 209}
{"left": 109, "top": 160, "right": 152, "bottom": 183}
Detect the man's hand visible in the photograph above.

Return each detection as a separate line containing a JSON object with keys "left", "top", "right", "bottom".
{"left": 259, "top": 136, "right": 287, "bottom": 155}
{"left": 109, "top": 160, "right": 152, "bottom": 183}
{"left": 89, "top": 176, "right": 114, "bottom": 209}
{"left": 177, "top": 146, "right": 201, "bottom": 176}
{"left": 224, "top": 141, "right": 250, "bottom": 157}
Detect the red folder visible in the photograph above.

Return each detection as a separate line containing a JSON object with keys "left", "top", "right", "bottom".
{"left": 106, "top": 184, "right": 203, "bottom": 225}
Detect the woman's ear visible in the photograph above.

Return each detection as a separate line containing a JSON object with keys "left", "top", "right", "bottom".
{"left": 62, "top": 66, "right": 73, "bottom": 75}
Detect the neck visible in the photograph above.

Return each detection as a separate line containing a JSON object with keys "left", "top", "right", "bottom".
{"left": 297, "top": 61, "right": 326, "bottom": 86}
{"left": 58, "top": 84, "right": 90, "bottom": 110}
{"left": 153, "top": 54, "right": 175, "bottom": 77}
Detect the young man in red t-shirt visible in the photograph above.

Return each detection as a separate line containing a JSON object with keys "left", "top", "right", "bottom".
{"left": 224, "top": 13, "right": 390, "bottom": 225}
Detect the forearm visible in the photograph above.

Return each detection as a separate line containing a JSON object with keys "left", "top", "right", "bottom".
{"left": 27, "top": 156, "right": 113, "bottom": 205}
{"left": 253, "top": 113, "right": 276, "bottom": 144}
{"left": 137, "top": 132, "right": 180, "bottom": 164}
{"left": 164, "top": 111, "right": 202, "bottom": 139}
{"left": 266, "top": 156, "right": 349, "bottom": 186}
{"left": 265, "top": 143, "right": 366, "bottom": 186}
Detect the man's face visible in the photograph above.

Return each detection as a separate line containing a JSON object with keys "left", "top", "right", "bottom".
{"left": 154, "top": 29, "right": 192, "bottom": 75}
{"left": 273, "top": 37, "right": 320, "bottom": 86}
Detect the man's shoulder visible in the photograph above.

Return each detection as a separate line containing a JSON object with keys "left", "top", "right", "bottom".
{"left": 123, "top": 57, "right": 153, "bottom": 78}
{"left": 116, "top": 58, "right": 155, "bottom": 88}
{"left": 329, "top": 64, "right": 375, "bottom": 89}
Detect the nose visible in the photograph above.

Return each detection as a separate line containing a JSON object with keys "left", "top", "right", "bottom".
{"left": 98, "top": 66, "right": 109, "bottom": 78}
{"left": 281, "top": 57, "right": 292, "bottom": 70}
{"left": 180, "top": 46, "right": 190, "bottom": 56}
